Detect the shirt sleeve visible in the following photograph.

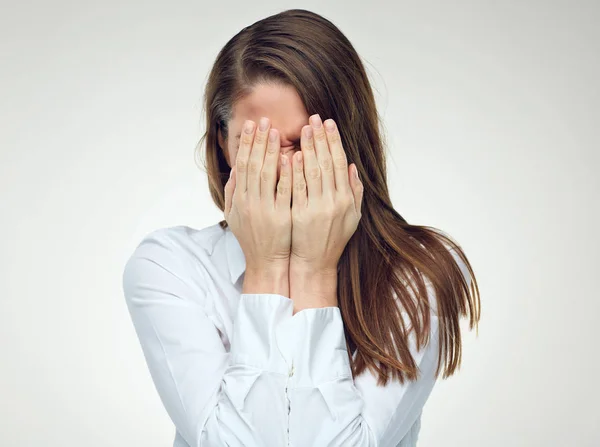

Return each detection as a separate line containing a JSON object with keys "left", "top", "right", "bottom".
{"left": 274, "top": 305, "right": 439, "bottom": 447}
{"left": 122, "top": 235, "right": 295, "bottom": 447}
{"left": 274, "top": 247, "right": 472, "bottom": 447}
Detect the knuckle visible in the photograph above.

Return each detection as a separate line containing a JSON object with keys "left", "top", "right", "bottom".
{"left": 303, "top": 139, "right": 315, "bottom": 151}
{"left": 294, "top": 179, "right": 306, "bottom": 191}
{"left": 278, "top": 171, "right": 291, "bottom": 186}
{"left": 319, "top": 156, "right": 333, "bottom": 172}
{"left": 254, "top": 133, "right": 267, "bottom": 145}
{"left": 241, "top": 133, "right": 254, "bottom": 145}
{"left": 314, "top": 130, "right": 327, "bottom": 142}
{"left": 236, "top": 158, "right": 247, "bottom": 172}
{"left": 333, "top": 154, "right": 348, "bottom": 169}
{"left": 308, "top": 166, "right": 321, "bottom": 180}
{"left": 248, "top": 160, "right": 260, "bottom": 174}
{"left": 260, "top": 169, "right": 272, "bottom": 183}
{"left": 277, "top": 182, "right": 290, "bottom": 196}
{"left": 327, "top": 131, "right": 341, "bottom": 145}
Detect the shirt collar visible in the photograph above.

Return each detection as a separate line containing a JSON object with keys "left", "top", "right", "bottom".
{"left": 224, "top": 226, "right": 246, "bottom": 284}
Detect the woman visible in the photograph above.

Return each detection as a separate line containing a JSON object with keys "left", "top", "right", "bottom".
{"left": 123, "top": 8, "right": 481, "bottom": 447}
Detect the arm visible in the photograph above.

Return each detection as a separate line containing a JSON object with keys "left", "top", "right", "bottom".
{"left": 278, "top": 300, "right": 439, "bottom": 446}
{"left": 273, "top": 265, "right": 459, "bottom": 447}
{"left": 122, "top": 232, "right": 294, "bottom": 447}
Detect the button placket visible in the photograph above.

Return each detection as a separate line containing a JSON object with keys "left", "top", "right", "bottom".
{"left": 284, "top": 359, "right": 294, "bottom": 446}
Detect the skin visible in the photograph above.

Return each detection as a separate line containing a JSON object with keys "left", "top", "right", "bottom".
{"left": 221, "top": 83, "right": 364, "bottom": 314}
{"left": 218, "top": 83, "right": 308, "bottom": 180}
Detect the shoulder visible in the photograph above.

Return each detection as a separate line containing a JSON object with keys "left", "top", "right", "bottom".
{"left": 121, "top": 223, "right": 225, "bottom": 296}
{"left": 126, "top": 223, "right": 224, "bottom": 262}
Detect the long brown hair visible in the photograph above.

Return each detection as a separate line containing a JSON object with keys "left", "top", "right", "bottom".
{"left": 195, "top": 9, "right": 481, "bottom": 386}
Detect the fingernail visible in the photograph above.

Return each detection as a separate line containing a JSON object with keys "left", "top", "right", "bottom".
{"left": 244, "top": 120, "right": 254, "bottom": 133}
{"left": 269, "top": 129, "right": 277, "bottom": 142}
{"left": 281, "top": 154, "right": 288, "bottom": 166}
{"left": 325, "top": 120, "right": 336, "bottom": 133}
{"left": 305, "top": 126, "right": 313, "bottom": 139}
{"left": 259, "top": 117, "right": 269, "bottom": 131}
{"left": 310, "top": 114, "right": 322, "bottom": 128}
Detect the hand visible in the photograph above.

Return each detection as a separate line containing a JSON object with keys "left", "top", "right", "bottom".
{"left": 224, "top": 117, "right": 293, "bottom": 276}
{"left": 290, "top": 114, "right": 364, "bottom": 276}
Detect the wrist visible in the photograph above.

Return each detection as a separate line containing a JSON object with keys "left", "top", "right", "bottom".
{"left": 289, "top": 256, "right": 338, "bottom": 278}
{"left": 289, "top": 265, "right": 338, "bottom": 313}
{"left": 242, "top": 264, "right": 290, "bottom": 297}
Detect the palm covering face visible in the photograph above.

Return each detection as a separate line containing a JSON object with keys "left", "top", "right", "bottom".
{"left": 224, "top": 115, "right": 363, "bottom": 272}
{"left": 224, "top": 118, "right": 293, "bottom": 270}
{"left": 289, "top": 115, "right": 363, "bottom": 273}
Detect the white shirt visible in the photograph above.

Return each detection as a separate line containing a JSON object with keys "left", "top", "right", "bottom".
{"left": 123, "top": 222, "right": 459, "bottom": 446}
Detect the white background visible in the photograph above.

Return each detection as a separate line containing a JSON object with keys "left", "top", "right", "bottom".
{"left": 1, "top": 1, "right": 598, "bottom": 446}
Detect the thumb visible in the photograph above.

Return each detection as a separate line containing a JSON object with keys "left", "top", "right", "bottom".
{"left": 349, "top": 164, "right": 363, "bottom": 216}
{"left": 224, "top": 166, "right": 236, "bottom": 220}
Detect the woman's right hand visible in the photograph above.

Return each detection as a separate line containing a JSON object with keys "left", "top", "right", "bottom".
{"left": 224, "top": 117, "right": 293, "bottom": 275}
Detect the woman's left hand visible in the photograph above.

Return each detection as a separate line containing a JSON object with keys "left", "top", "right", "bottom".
{"left": 290, "top": 114, "right": 364, "bottom": 277}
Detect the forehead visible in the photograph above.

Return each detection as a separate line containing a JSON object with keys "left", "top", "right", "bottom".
{"left": 231, "top": 83, "right": 309, "bottom": 144}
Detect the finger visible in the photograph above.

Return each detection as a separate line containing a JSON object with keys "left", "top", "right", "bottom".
{"left": 323, "top": 119, "right": 350, "bottom": 194}
{"left": 224, "top": 166, "right": 236, "bottom": 219}
{"left": 275, "top": 153, "right": 292, "bottom": 211}
{"left": 248, "top": 117, "right": 271, "bottom": 199}
{"left": 292, "top": 151, "right": 307, "bottom": 209}
{"left": 309, "top": 114, "right": 335, "bottom": 197}
{"left": 300, "top": 124, "right": 321, "bottom": 198}
{"left": 236, "top": 120, "right": 256, "bottom": 194}
{"left": 261, "top": 128, "right": 281, "bottom": 206}
{"left": 349, "top": 164, "right": 363, "bottom": 216}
